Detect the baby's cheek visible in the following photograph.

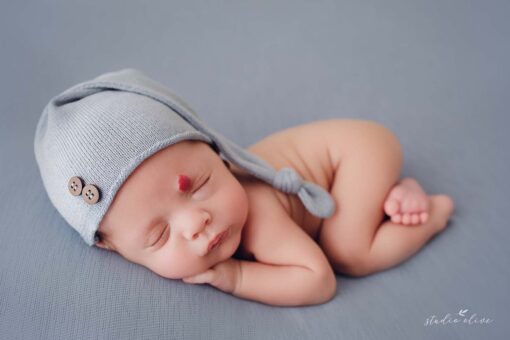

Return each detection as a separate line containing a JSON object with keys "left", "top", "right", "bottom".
{"left": 152, "top": 260, "right": 187, "bottom": 280}
{"left": 152, "top": 253, "right": 207, "bottom": 280}
{"left": 230, "top": 182, "right": 249, "bottom": 217}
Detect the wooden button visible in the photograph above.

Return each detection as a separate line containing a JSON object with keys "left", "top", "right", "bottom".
{"left": 82, "top": 184, "right": 101, "bottom": 205}
{"left": 68, "top": 176, "right": 84, "bottom": 196}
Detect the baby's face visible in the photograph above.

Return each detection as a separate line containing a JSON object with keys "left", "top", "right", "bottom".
{"left": 96, "top": 140, "right": 249, "bottom": 279}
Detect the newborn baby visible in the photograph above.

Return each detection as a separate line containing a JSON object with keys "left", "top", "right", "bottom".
{"left": 34, "top": 69, "right": 454, "bottom": 307}
{"left": 95, "top": 120, "right": 454, "bottom": 306}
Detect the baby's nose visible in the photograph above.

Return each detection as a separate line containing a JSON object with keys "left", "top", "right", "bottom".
{"left": 181, "top": 211, "right": 211, "bottom": 240}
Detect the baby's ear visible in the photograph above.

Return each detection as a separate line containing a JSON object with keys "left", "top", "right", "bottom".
{"left": 223, "top": 159, "right": 231, "bottom": 170}
{"left": 94, "top": 231, "right": 115, "bottom": 251}
{"left": 95, "top": 240, "right": 112, "bottom": 251}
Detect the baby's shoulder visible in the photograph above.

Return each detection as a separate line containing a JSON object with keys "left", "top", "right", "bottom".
{"left": 233, "top": 182, "right": 288, "bottom": 260}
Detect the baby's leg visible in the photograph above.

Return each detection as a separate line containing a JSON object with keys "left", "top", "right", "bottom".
{"left": 364, "top": 194, "right": 453, "bottom": 275}
{"left": 318, "top": 121, "right": 454, "bottom": 277}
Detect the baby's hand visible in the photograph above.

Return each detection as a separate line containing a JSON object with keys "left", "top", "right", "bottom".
{"left": 182, "top": 258, "right": 242, "bottom": 294}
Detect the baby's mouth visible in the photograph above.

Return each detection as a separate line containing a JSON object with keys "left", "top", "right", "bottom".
{"left": 207, "top": 228, "right": 229, "bottom": 252}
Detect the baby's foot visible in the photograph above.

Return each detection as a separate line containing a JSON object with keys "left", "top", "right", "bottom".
{"left": 383, "top": 177, "right": 430, "bottom": 225}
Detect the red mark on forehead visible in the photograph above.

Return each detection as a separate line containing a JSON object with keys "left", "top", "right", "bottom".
{"left": 177, "top": 174, "right": 191, "bottom": 192}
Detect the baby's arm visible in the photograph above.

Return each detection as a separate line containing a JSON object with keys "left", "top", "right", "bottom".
{"left": 183, "top": 186, "right": 336, "bottom": 306}
{"left": 234, "top": 257, "right": 334, "bottom": 307}
{"left": 233, "top": 187, "right": 336, "bottom": 306}
{"left": 183, "top": 252, "right": 333, "bottom": 307}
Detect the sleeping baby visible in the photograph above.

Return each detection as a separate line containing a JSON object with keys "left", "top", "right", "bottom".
{"left": 34, "top": 69, "right": 454, "bottom": 307}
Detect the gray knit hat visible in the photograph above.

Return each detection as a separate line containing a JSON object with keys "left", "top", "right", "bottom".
{"left": 34, "top": 68, "right": 335, "bottom": 246}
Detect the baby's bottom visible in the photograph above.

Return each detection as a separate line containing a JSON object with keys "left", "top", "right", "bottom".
{"left": 318, "top": 121, "right": 454, "bottom": 277}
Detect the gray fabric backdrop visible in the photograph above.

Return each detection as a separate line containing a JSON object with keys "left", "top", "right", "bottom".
{"left": 1, "top": 1, "right": 508, "bottom": 339}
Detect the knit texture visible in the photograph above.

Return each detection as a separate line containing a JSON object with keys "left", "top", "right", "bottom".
{"left": 34, "top": 69, "right": 336, "bottom": 246}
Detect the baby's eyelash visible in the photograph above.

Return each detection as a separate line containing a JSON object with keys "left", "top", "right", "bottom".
{"left": 153, "top": 225, "right": 168, "bottom": 246}
{"left": 193, "top": 175, "right": 210, "bottom": 193}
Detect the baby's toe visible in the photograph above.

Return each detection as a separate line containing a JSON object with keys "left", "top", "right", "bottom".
{"left": 384, "top": 199, "right": 400, "bottom": 216}
{"left": 391, "top": 213, "right": 402, "bottom": 224}
{"left": 402, "top": 213, "right": 412, "bottom": 225}
{"left": 420, "top": 212, "right": 429, "bottom": 223}
{"left": 411, "top": 213, "right": 421, "bottom": 224}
